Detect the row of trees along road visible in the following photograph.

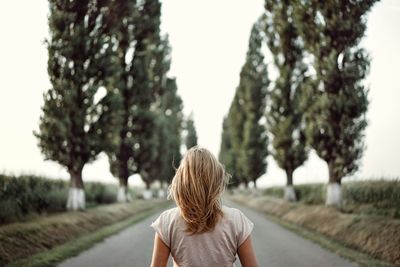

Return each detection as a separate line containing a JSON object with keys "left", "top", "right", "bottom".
{"left": 35, "top": 0, "right": 197, "bottom": 210}
{"left": 220, "top": 0, "right": 378, "bottom": 206}
{"left": 219, "top": 17, "right": 269, "bottom": 190}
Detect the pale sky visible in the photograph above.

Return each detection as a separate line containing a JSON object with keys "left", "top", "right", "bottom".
{"left": 0, "top": 0, "right": 399, "bottom": 187}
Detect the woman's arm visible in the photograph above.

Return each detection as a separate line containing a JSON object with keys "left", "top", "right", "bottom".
{"left": 238, "top": 236, "right": 259, "bottom": 267}
{"left": 150, "top": 233, "right": 170, "bottom": 267}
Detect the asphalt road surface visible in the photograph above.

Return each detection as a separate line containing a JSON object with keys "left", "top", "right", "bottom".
{"left": 59, "top": 200, "right": 358, "bottom": 267}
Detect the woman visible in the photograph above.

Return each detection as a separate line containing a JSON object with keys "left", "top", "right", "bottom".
{"left": 150, "top": 146, "right": 259, "bottom": 267}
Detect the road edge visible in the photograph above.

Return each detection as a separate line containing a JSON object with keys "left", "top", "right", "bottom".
{"left": 7, "top": 201, "right": 172, "bottom": 267}
{"left": 227, "top": 197, "right": 395, "bottom": 267}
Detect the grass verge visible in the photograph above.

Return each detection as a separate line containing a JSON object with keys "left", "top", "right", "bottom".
{"left": 1, "top": 200, "right": 171, "bottom": 267}
{"left": 7, "top": 202, "right": 170, "bottom": 267}
{"left": 262, "top": 211, "right": 393, "bottom": 267}
{"left": 228, "top": 195, "right": 397, "bottom": 267}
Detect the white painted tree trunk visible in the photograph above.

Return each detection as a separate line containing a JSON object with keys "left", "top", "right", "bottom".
{"left": 66, "top": 187, "right": 85, "bottom": 210}
{"left": 157, "top": 189, "right": 166, "bottom": 199}
{"left": 142, "top": 189, "right": 153, "bottom": 200}
{"left": 326, "top": 183, "right": 342, "bottom": 207}
{"left": 117, "top": 185, "right": 131, "bottom": 203}
{"left": 250, "top": 187, "right": 260, "bottom": 197}
{"left": 238, "top": 183, "right": 246, "bottom": 191}
{"left": 284, "top": 186, "right": 297, "bottom": 202}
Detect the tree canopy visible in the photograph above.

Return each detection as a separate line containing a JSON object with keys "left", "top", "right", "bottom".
{"left": 293, "top": 0, "right": 377, "bottom": 183}
{"left": 264, "top": 0, "right": 309, "bottom": 196}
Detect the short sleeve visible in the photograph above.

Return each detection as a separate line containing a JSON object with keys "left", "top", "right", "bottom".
{"left": 150, "top": 211, "right": 171, "bottom": 248}
{"left": 236, "top": 210, "right": 254, "bottom": 247}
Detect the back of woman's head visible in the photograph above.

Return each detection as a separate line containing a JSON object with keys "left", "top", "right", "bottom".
{"left": 169, "top": 146, "right": 228, "bottom": 234}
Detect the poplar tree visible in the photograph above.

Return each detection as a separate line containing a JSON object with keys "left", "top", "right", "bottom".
{"left": 293, "top": 0, "right": 378, "bottom": 206}
{"left": 239, "top": 20, "right": 269, "bottom": 189}
{"left": 185, "top": 114, "right": 198, "bottom": 150}
{"left": 219, "top": 117, "right": 238, "bottom": 188}
{"left": 104, "top": 0, "right": 137, "bottom": 203}
{"left": 226, "top": 24, "right": 270, "bottom": 189}
{"left": 35, "top": 0, "right": 114, "bottom": 210}
{"left": 131, "top": 0, "right": 164, "bottom": 193}
{"left": 139, "top": 78, "right": 183, "bottom": 190}
{"left": 264, "top": 1, "right": 309, "bottom": 201}
{"left": 131, "top": 34, "right": 183, "bottom": 192}
{"left": 160, "top": 78, "right": 184, "bottom": 185}
{"left": 104, "top": 0, "right": 162, "bottom": 201}
{"left": 227, "top": 92, "right": 247, "bottom": 187}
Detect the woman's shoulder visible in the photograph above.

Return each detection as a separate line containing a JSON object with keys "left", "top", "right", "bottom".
{"left": 159, "top": 206, "right": 180, "bottom": 220}
{"left": 222, "top": 205, "right": 247, "bottom": 221}
{"left": 151, "top": 207, "right": 180, "bottom": 248}
{"left": 151, "top": 207, "right": 180, "bottom": 234}
{"left": 221, "top": 205, "right": 254, "bottom": 246}
{"left": 222, "top": 205, "right": 243, "bottom": 215}
{"left": 221, "top": 205, "right": 253, "bottom": 229}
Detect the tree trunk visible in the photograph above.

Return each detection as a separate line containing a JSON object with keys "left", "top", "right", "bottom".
{"left": 253, "top": 179, "right": 257, "bottom": 189}
{"left": 158, "top": 188, "right": 166, "bottom": 198}
{"left": 326, "top": 161, "right": 342, "bottom": 207}
{"left": 117, "top": 176, "right": 131, "bottom": 203}
{"left": 145, "top": 181, "right": 151, "bottom": 190}
{"left": 142, "top": 181, "right": 152, "bottom": 200}
{"left": 284, "top": 170, "right": 297, "bottom": 202}
{"left": 328, "top": 161, "right": 341, "bottom": 184}
{"left": 67, "top": 167, "right": 85, "bottom": 210}
{"left": 160, "top": 181, "right": 165, "bottom": 190}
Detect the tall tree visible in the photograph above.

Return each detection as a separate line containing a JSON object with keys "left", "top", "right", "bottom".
{"left": 264, "top": 1, "right": 309, "bottom": 201}
{"left": 185, "top": 113, "right": 198, "bottom": 150}
{"left": 293, "top": 0, "right": 378, "bottom": 206}
{"left": 104, "top": 0, "right": 162, "bottom": 201}
{"left": 138, "top": 77, "right": 183, "bottom": 191}
{"left": 218, "top": 116, "right": 238, "bottom": 188}
{"left": 239, "top": 19, "right": 269, "bottom": 189}
{"left": 163, "top": 78, "right": 184, "bottom": 184}
{"left": 35, "top": 0, "right": 114, "bottom": 210}
{"left": 226, "top": 31, "right": 270, "bottom": 189}
{"left": 227, "top": 91, "right": 248, "bottom": 187}
{"left": 130, "top": 0, "right": 164, "bottom": 194}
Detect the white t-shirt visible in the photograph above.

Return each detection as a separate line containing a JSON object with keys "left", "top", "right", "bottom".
{"left": 150, "top": 205, "right": 254, "bottom": 267}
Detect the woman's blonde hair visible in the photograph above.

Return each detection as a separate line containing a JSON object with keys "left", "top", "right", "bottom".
{"left": 169, "top": 146, "right": 228, "bottom": 234}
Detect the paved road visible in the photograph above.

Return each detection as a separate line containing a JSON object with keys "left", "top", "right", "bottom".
{"left": 59, "top": 200, "right": 358, "bottom": 267}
